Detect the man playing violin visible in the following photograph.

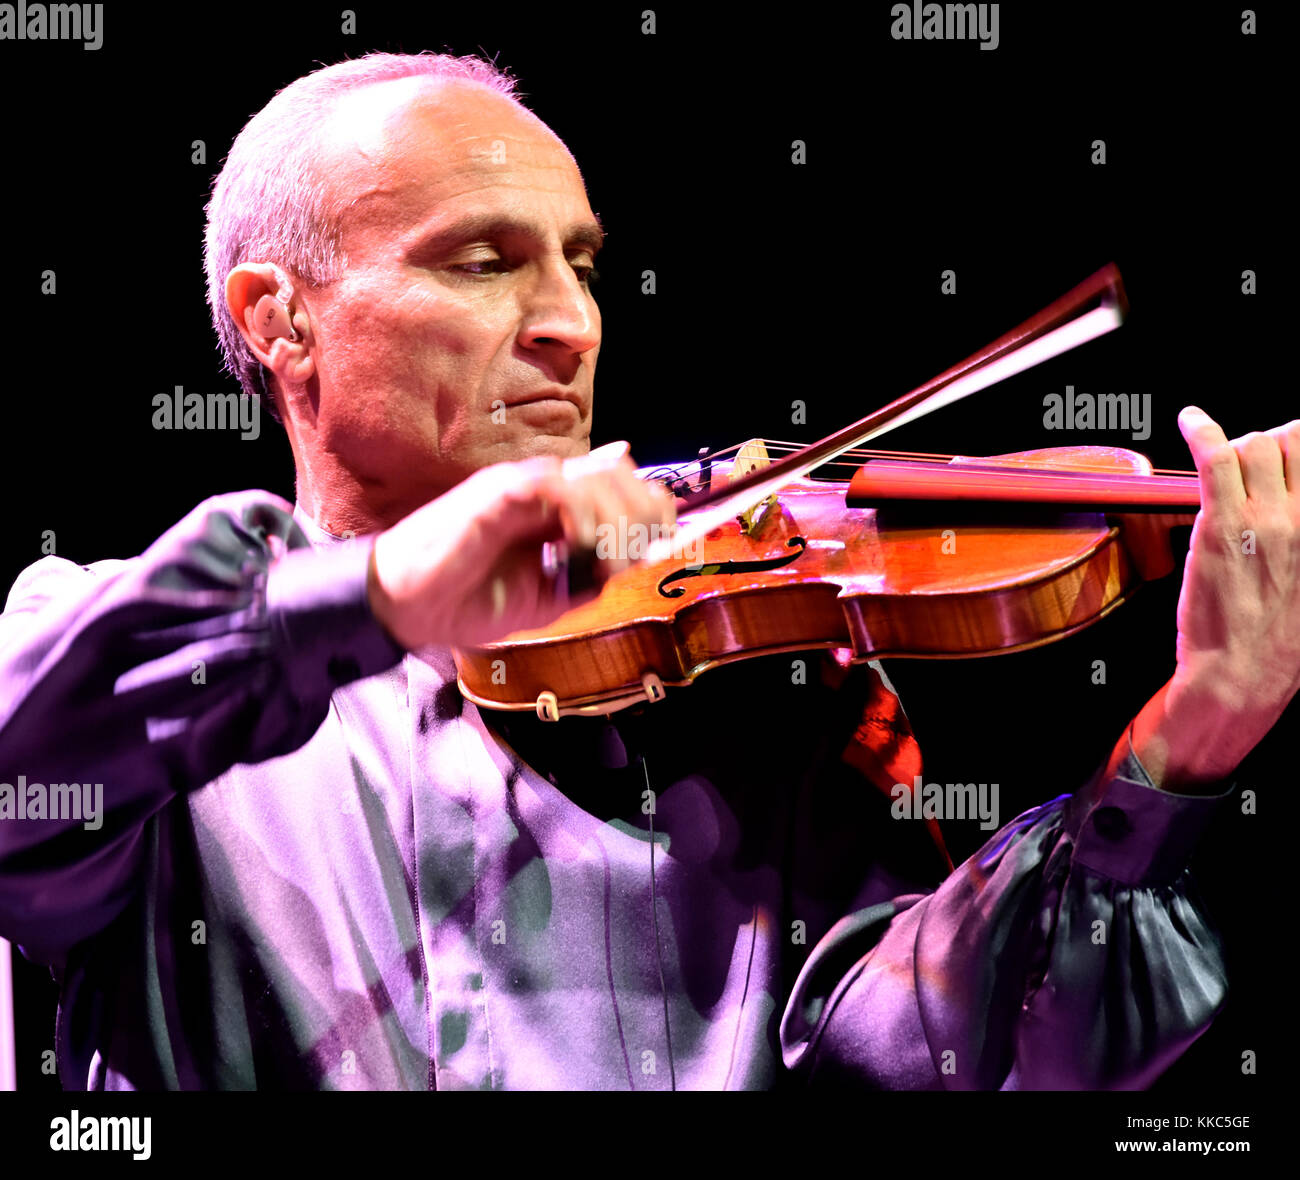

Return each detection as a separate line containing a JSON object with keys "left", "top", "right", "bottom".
{"left": 0, "top": 52, "right": 1293, "bottom": 1090}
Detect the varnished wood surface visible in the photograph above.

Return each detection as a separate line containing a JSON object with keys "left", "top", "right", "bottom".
{"left": 455, "top": 447, "right": 1192, "bottom": 715}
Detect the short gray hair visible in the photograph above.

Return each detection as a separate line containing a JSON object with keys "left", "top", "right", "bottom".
{"left": 203, "top": 52, "right": 524, "bottom": 420}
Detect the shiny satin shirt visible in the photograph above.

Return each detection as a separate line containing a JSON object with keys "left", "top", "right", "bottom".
{"left": 0, "top": 492, "right": 1232, "bottom": 1089}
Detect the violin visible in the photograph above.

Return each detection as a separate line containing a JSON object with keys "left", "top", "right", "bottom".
{"left": 453, "top": 264, "right": 1202, "bottom": 721}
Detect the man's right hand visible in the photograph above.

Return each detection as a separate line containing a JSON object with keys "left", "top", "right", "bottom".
{"left": 366, "top": 443, "right": 675, "bottom": 651}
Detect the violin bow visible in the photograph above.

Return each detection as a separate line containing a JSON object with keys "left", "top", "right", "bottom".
{"left": 645, "top": 262, "right": 1129, "bottom": 563}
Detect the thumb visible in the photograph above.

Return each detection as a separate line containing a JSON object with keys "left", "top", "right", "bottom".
{"left": 1177, "top": 406, "right": 1243, "bottom": 506}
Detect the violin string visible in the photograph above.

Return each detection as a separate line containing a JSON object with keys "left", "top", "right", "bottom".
{"left": 670, "top": 440, "right": 1197, "bottom": 480}
{"left": 755, "top": 440, "right": 1197, "bottom": 478}
{"left": 852, "top": 463, "right": 1200, "bottom": 488}
{"left": 650, "top": 444, "right": 961, "bottom": 481}
{"left": 760, "top": 441, "right": 955, "bottom": 462}
{"left": 647, "top": 439, "right": 1198, "bottom": 489}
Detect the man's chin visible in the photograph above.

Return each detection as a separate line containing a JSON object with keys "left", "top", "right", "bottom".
{"left": 503, "top": 432, "right": 591, "bottom": 461}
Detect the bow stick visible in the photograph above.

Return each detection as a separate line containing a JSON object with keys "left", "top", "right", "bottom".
{"left": 643, "top": 262, "right": 1129, "bottom": 564}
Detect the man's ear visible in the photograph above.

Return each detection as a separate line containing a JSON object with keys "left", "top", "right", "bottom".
{"left": 226, "top": 263, "right": 315, "bottom": 388}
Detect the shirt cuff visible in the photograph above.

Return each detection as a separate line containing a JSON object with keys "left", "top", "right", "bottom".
{"left": 1064, "top": 726, "right": 1235, "bottom": 888}
{"left": 264, "top": 539, "right": 406, "bottom": 701}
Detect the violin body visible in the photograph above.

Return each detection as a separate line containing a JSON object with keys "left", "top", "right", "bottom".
{"left": 454, "top": 446, "right": 1194, "bottom": 720}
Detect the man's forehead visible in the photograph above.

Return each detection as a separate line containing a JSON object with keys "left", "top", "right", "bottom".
{"left": 318, "top": 76, "right": 589, "bottom": 237}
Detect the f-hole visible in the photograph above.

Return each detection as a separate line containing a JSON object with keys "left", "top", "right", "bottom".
{"left": 657, "top": 536, "right": 808, "bottom": 598}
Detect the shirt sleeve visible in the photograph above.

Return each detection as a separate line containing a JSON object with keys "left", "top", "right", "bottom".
{"left": 0, "top": 490, "right": 405, "bottom": 963}
{"left": 778, "top": 729, "right": 1234, "bottom": 1089}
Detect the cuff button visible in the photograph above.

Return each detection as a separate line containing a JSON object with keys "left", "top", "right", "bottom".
{"left": 1091, "top": 806, "right": 1131, "bottom": 841}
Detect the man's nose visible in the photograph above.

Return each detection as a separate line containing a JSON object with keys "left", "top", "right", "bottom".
{"left": 519, "top": 258, "right": 600, "bottom": 356}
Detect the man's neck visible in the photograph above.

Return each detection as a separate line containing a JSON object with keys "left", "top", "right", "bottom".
{"left": 282, "top": 408, "right": 450, "bottom": 535}
{"left": 294, "top": 465, "right": 449, "bottom": 537}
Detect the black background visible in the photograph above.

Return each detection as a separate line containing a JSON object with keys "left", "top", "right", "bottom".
{"left": 0, "top": 1, "right": 1288, "bottom": 1102}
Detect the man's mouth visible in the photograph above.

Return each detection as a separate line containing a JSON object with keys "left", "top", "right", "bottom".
{"left": 504, "top": 389, "right": 586, "bottom": 412}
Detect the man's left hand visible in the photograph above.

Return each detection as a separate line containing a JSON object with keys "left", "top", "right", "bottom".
{"left": 1140, "top": 408, "right": 1300, "bottom": 786}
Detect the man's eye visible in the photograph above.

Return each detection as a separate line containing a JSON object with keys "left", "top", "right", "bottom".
{"left": 452, "top": 259, "right": 599, "bottom": 285}
{"left": 454, "top": 259, "right": 510, "bottom": 276}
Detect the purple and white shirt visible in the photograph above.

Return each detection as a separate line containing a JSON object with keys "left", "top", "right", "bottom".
{"left": 0, "top": 491, "right": 1231, "bottom": 1089}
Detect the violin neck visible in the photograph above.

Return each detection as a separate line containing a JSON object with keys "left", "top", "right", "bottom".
{"left": 846, "top": 459, "right": 1200, "bottom": 514}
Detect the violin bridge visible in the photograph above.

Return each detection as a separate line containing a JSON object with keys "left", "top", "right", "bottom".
{"left": 733, "top": 438, "right": 778, "bottom": 535}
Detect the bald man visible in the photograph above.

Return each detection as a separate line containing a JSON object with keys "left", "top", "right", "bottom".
{"left": 0, "top": 52, "right": 1292, "bottom": 1090}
